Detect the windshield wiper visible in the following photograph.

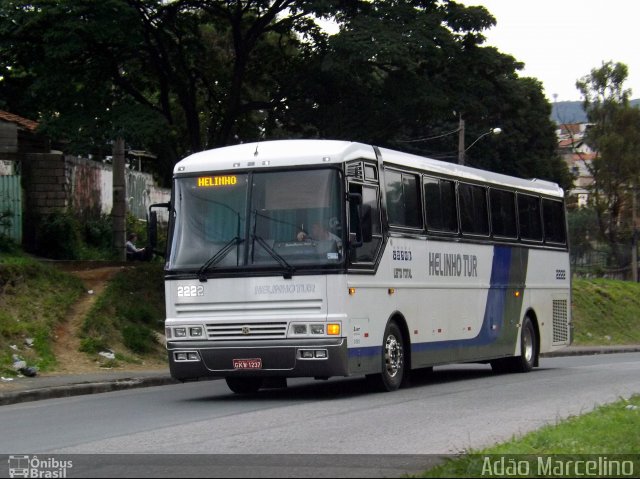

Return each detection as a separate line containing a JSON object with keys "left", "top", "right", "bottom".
{"left": 197, "top": 237, "right": 244, "bottom": 282}
{"left": 251, "top": 234, "right": 295, "bottom": 279}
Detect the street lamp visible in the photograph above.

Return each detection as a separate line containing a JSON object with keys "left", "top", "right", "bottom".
{"left": 458, "top": 117, "right": 502, "bottom": 166}
{"left": 396, "top": 118, "right": 502, "bottom": 165}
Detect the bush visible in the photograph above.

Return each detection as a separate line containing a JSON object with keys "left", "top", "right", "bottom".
{"left": 34, "top": 211, "right": 83, "bottom": 259}
{"left": 122, "top": 324, "right": 156, "bottom": 354}
{"left": 84, "top": 214, "right": 113, "bottom": 250}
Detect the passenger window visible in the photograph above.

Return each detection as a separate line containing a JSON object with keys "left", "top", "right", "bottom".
{"left": 385, "top": 170, "right": 422, "bottom": 229}
{"left": 490, "top": 189, "right": 517, "bottom": 238}
{"left": 459, "top": 183, "right": 489, "bottom": 236}
{"left": 424, "top": 177, "right": 458, "bottom": 233}
{"left": 543, "top": 199, "right": 566, "bottom": 244}
{"left": 518, "top": 194, "right": 542, "bottom": 241}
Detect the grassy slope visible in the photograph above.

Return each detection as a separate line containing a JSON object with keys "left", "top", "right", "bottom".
{"left": 0, "top": 254, "right": 85, "bottom": 374}
{"left": 80, "top": 263, "right": 166, "bottom": 365}
{"left": 1, "top": 253, "right": 167, "bottom": 374}
{"left": 571, "top": 278, "right": 640, "bottom": 345}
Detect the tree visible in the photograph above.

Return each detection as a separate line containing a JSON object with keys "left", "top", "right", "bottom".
{"left": 576, "top": 61, "right": 640, "bottom": 268}
{"left": 1, "top": 0, "right": 569, "bottom": 189}
{"left": 278, "top": 0, "right": 569, "bottom": 188}
{"left": 0, "top": 0, "right": 335, "bottom": 179}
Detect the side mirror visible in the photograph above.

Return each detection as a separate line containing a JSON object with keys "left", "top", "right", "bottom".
{"left": 148, "top": 202, "right": 170, "bottom": 256}
{"left": 148, "top": 211, "right": 158, "bottom": 249}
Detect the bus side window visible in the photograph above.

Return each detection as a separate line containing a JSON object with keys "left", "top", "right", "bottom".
{"left": 459, "top": 183, "right": 489, "bottom": 236}
{"left": 490, "top": 188, "right": 517, "bottom": 238}
{"left": 385, "top": 170, "right": 422, "bottom": 229}
{"left": 349, "top": 183, "right": 382, "bottom": 263}
{"left": 542, "top": 199, "right": 566, "bottom": 244}
{"left": 518, "top": 194, "right": 543, "bottom": 241}
{"left": 424, "top": 176, "right": 458, "bottom": 233}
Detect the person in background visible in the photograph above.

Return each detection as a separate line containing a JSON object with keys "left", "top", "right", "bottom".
{"left": 126, "top": 233, "right": 150, "bottom": 261}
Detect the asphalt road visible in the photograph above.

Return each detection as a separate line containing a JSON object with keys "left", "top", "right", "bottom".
{"left": 1, "top": 353, "right": 639, "bottom": 477}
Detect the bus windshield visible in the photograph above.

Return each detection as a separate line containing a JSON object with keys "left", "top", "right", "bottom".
{"left": 168, "top": 168, "right": 344, "bottom": 272}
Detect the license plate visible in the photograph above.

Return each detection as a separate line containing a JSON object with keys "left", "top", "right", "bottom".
{"left": 233, "top": 358, "right": 262, "bottom": 369}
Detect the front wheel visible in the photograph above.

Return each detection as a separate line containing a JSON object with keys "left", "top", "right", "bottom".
{"left": 368, "top": 321, "right": 406, "bottom": 392}
{"left": 225, "top": 377, "right": 264, "bottom": 394}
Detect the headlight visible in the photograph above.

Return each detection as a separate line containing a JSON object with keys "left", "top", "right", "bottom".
{"left": 310, "top": 324, "right": 324, "bottom": 335}
{"left": 169, "top": 325, "right": 205, "bottom": 339}
{"left": 292, "top": 324, "right": 308, "bottom": 335}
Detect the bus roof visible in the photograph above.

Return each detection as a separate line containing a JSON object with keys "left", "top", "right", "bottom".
{"left": 175, "top": 139, "right": 564, "bottom": 198}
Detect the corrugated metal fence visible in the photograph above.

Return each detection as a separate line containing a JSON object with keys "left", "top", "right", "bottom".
{"left": 0, "top": 174, "right": 22, "bottom": 243}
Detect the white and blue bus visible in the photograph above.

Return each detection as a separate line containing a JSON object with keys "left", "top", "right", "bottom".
{"left": 158, "top": 140, "right": 570, "bottom": 393}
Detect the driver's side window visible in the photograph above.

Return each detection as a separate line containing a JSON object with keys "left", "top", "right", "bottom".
{"left": 349, "top": 183, "right": 382, "bottom": 264}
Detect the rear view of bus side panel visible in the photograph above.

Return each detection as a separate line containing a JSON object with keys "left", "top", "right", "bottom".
{"left": 522, "top": 249, "right": 571, "bottom": 355}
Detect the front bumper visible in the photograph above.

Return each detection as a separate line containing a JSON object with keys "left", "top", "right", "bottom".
{"left": 167, "top": 338, "right": 348, "bottom": 381}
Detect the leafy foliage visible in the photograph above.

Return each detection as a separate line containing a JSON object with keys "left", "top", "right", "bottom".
{"left": 0, "top": 0, "right": 568, "bottom": 187}
{"left": 576, "top": 61, "right": 640, "bottom": 267}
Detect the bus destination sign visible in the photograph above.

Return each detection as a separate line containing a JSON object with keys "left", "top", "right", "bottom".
{"left": 197, "top": 175, "right": 238, "bottom": 187}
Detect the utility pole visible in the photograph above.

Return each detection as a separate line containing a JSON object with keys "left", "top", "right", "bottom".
{"left": 457, "top": 115, "right": 465, "bottom": 166}
{"left": 112, "top": 137, "right": 126, "bottom": 261}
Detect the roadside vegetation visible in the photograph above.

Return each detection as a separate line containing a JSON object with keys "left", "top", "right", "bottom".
{"left": 0, "top": 249, "right": 85, "bottom": 375}
{"left": 79, "top": 263, "right": 166, "bottom": 367}
{"left": 418, "top": 395, "right": 640, "bottom": 477}
{"left": 0, "top": 222, "right": 166, "bottom": 375}
{"left": 572, "top": 278, "right": 640, "bottom": 345}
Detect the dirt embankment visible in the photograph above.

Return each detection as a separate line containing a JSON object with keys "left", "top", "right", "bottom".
{"left": 50, "top": 266, "right": 166, "bottom": 375}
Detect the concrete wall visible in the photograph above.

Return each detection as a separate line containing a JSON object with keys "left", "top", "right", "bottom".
{"left": 21, "top": 152, "right": 170, "bottom": 250}
{"left": 66, "top": 156, "right": 170, "bottom": 221}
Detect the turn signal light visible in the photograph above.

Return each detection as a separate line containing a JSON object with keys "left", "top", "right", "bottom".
{"left": 327, "top": 324, "right": 341, "bottom": 335}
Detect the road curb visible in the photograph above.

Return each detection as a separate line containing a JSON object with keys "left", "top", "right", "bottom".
{"left": 541, "top": 345, "right": 640, "bottom": 358}
{"left": 2, "top": 347, "right": 639, "bottom": 406}
{"left": 0, "top": 376, "right": 179, "bottom": 406}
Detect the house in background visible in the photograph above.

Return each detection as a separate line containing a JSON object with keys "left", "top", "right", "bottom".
{"left": 556, "top": 123, "right": 595, "bottom": 207}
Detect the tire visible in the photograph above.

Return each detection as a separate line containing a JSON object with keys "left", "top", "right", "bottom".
{"left": 225, "top": 376, "right": 264, "bottom": 394}
{"left": 491, "top": 316, "right": 537, "bottom": 374}
{"left": 514, "top": 316, "right": 537, "bottom": 373}
{"left": 370, "top": 321, "right": 405, "bottom": 392}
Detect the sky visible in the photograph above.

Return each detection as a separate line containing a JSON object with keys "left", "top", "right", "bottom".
{"left": 457, "top": 0, "right": 640, "bottom": 102}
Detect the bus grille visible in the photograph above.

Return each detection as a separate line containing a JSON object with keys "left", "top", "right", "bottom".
{"left": 205, "top": 322, "right": 288, "bottom": 341}
{"left": 175, "top": 299, "right": 322, "bottom": 317}
{"left": 552, "top": 299, "right": 569, "bottom": 343}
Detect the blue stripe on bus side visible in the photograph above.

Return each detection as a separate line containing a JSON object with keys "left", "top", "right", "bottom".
{"left": 347, "top": 245, "right": 521, "bottom": 358}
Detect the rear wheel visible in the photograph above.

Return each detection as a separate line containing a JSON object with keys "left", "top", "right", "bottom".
{"left": 225, "top": 377, "right": 264, "bottom": 394}
{"left": 515, "top": 316, "right": 537, "bottom": 372}
{"left": 491, "top": 316, "right": 537, "bottom": 374}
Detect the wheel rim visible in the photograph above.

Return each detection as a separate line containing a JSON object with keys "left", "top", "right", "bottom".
{"left": 522, "top": 324, "right": 534, "bottom": 363}
{"left": 384, "top": 334, "right": 403, "bottom": 378}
